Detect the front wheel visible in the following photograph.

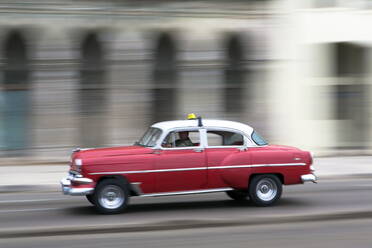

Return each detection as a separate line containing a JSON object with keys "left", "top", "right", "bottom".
{"left": 92, "top": 179, "right": 130, "bottom": 214}
{"left": 248, "top": 175, "right": 282, "bottom": 207}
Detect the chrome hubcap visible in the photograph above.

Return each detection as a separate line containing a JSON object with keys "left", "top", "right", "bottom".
{"left": 98, "top": 185, "right": 124, "bottom": 209}
{"left": 256, "top": 178, "right": 277, "bottom": 201}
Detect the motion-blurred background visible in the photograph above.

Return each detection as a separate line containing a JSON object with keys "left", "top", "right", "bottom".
{"left": 0, "top": 0, "right": 371, "bottom": 159}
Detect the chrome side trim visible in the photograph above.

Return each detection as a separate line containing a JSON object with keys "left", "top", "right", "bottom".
{"left": 89, "top": 163, "right": 306, "bottom": 175}
{"left": 208, "top": 163, "right": 306, "bottom": 170}
{"left": 139, "top": 187, "right": 234, "bottom": 197}
{"left": 89, "top": 167, "right": 206, "bottom": 175}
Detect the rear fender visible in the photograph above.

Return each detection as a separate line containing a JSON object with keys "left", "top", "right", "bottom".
{"left": 218, "top": 151, "right": 252, "bottom": 189}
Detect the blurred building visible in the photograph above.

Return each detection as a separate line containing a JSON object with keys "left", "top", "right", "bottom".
{"left": 271, "top": 0, "right": 372, "bottom": 154}
{"left": 0, "top": 0, "right": 371, "bottom": 158}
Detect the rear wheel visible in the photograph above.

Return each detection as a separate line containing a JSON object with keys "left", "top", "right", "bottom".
{"left": 92, "top": 179, "right": 130, "bottom": 214}
{"left": 248, "top": 174, "right": 282, "bottom": 207}
{"left": 226, "top": 190, "right": 249, "bottom": 201}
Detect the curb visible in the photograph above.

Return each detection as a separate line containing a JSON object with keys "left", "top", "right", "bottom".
{"left": 317, "top": 173, "right": 372, "bottom": 180}
{"left": 1, "top": 210, "right": 372, "bottom": 239}
{"left": 0, "top": 160, "right": 67, "bottom": 167}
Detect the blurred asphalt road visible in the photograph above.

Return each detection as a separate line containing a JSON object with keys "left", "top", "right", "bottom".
{"left": 0, "top": 178, "right": 371, "bottom": 240}
{"left": 1, "top": 219, "right": 372, "bottom": 248}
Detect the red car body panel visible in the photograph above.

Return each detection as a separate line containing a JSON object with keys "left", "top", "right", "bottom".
{"left": 205, "top": 148, "right": 245, "bottom": 188}
{"left": 71, "top": 143, "right": 313, "bottom": 194}
{"left": 154, "top": 149, "right": 207, "bottom": 192}
{"left": 76, "top": 146, "right": 155, "bottom": 193}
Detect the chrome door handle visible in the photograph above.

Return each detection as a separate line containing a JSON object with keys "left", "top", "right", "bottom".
{"left": 194, "top": 148, "right": 204, "bottom": 152}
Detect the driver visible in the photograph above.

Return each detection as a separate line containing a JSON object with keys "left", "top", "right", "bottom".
{"left": 175, "top": 131, "right": 193, "bottom": 147}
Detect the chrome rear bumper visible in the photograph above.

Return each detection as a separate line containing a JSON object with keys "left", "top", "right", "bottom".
{"left": 60, "top": 173, "right": 94, "bottom": 196}
{"left": 301, "top": 174, "right": 317, "bottom": 184}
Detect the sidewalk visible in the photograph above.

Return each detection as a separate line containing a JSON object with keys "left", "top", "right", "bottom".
{"left": 313, "top": 156, "right": 372, "bottom": 177}
{"left": 0, "top": 156, "right": 371, "bottom": 192}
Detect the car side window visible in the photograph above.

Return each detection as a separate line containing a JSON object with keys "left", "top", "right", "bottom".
{"left": 207, "top": 130, "right": 244, "bottom": 147}
{"left": 162, "top": 130, "right": 200, "bottom": 148}
{"left": 207, "top": 132, "right": 223, "bottom": 146}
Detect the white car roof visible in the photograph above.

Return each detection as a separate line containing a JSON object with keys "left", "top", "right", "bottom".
{"left": 152, "top": 119, "right": 254, "bottom": 136}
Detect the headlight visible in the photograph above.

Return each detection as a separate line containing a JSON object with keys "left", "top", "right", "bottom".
{"left": 74, "top": 159, "right": 83, "bottom": 172}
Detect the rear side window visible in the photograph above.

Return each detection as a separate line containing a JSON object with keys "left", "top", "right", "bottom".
{"left": 251, "top": 131, "right": 268, "bottom": 146}
{"left": 207, "top": 130, "right": 244, "bottom": 146}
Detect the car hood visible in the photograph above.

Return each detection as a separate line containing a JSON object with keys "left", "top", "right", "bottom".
{"left": 74, "top": 145, "right": 153, "bottom": 159}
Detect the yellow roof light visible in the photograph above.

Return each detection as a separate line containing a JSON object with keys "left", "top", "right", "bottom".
{"left": 187, "top": 113, "right": 197, "bottom": 120}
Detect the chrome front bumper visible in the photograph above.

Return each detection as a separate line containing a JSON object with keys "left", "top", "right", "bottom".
{"left": 301, "top": 174, "right": 317, "bottom": 184}
{"left": 60, "top": 173, "right": 94, "bottom": 196}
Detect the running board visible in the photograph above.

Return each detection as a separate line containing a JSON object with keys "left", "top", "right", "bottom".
{"left": 139, "top": 187, "right": 234, "bottom": 197}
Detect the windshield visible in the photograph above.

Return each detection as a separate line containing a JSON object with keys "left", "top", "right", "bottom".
{"left": 136, "top": 127, "right": 162, "bottom": 147}
{"left": 251, "top": 131, "right": 268, "bottom": 146}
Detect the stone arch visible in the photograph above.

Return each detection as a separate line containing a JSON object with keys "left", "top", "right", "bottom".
{"left": 333, "top": 42, "right": 368, "bottom": 148}
{"left": 1, "top": 30, "right": 31, "bottom": 154}
{"left": 79, "top": 32, "right": 107, "bottom": 147}
{"left": 224, "top": 34, "right": 246, "bottom": 114}
{"left": 152, "top": 32, "right": 178, "bottom": 123}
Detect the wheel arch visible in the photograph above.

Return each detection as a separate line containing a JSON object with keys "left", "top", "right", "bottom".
{"left": 248, "top": 173, "right": 284, "bottom": 186}
{"left": 95, "top": 175, "right": 138, "bottom": 196}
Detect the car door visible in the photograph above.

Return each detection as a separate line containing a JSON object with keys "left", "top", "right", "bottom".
{"left": 154, "top": 128, "right": 207, "bottom": 193}
{"left": 205, "top": 129, "right": 251, "bottom": 188}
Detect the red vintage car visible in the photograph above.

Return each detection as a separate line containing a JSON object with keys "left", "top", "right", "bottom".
{"left": 61, "top": 115, "right": 317, "bottom": 214}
